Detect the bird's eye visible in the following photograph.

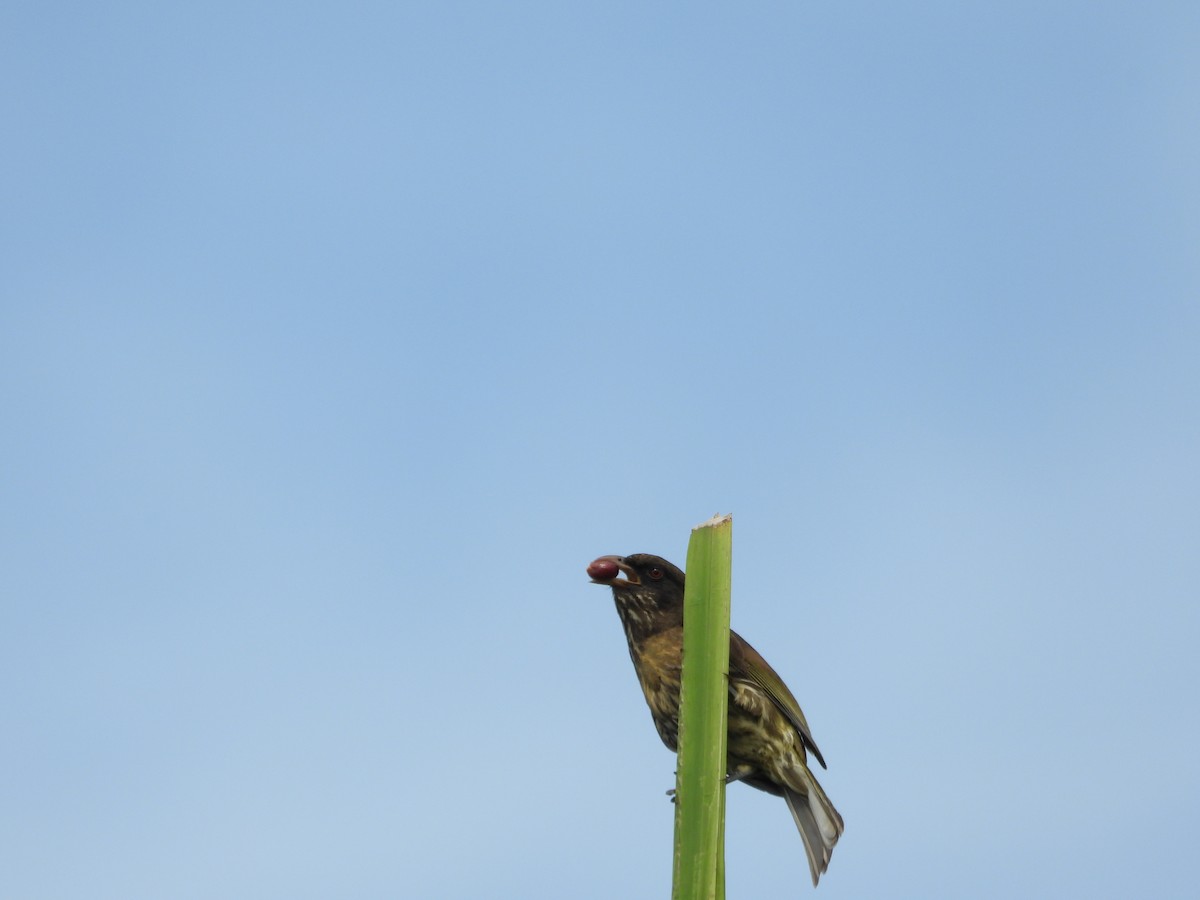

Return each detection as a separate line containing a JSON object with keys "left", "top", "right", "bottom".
{"left": 648, "top": 567, "right": 664, "bottom": 580}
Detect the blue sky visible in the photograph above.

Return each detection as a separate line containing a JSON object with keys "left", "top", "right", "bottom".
{"left": 2, "top": 3, "right": 1198, "bottom": 897}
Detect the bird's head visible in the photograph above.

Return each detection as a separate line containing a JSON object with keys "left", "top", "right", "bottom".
{"left": 587, "top": 553, "right": 686, "bottom": 638}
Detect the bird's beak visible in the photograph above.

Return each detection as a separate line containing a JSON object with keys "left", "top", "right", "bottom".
{"left": 587, "top": 555, "right": 640, "bottom": 587}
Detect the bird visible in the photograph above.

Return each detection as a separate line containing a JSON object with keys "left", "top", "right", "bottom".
{"left": 586, "top": 552, "right": 844, "bottom": 887}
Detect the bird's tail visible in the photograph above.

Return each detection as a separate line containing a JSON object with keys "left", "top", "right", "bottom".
{"left": 782, "top": 764, "right": 844, "bottom": 887}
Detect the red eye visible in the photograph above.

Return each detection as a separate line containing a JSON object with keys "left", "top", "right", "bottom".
{"left": 648, "top": 567, "right": 664, "bottom": 580}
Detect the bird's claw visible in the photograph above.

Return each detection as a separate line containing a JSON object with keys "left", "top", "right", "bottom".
{"left": 665, "top": 768, "right": 750, "bottom": 803}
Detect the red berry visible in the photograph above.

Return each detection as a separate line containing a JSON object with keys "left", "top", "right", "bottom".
{"left": 587, "top": 558, "right": 619, "bottom": 581}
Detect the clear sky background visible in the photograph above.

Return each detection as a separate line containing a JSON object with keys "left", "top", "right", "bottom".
{"left": 3, "top": 3, "right": 1198, "bottom": 898}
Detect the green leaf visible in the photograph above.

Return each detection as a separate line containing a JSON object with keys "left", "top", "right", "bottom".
{"left": 672, "top": 514, "right": 732, "bottom": 900}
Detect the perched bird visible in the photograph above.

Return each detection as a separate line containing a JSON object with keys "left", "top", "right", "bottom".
{"left": 587, "top": 552, "right": 844, "bottom": 887}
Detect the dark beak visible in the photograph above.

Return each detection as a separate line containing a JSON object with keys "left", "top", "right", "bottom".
{"left": 587, "top": 555, "right": 640, "bottom": 587}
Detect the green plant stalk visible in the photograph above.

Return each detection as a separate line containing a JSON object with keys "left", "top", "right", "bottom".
{"left": 671, "top": 514, "right": 732, "bottom": 900}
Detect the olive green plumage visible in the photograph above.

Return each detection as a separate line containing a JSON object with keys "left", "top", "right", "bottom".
{"left": 588, "top": 552, "right": 844, "bottom": 887}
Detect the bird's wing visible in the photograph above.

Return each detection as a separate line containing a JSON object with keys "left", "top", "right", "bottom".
{"left": 730, "top": 630, "right": 828, "bottom": 769}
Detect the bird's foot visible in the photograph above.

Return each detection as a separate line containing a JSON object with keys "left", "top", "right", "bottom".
{"left": 665, "top": 766, "right": 755, "bottom": 803}
{"left": 726, "top": 765, "right": 755, "bottom": 786}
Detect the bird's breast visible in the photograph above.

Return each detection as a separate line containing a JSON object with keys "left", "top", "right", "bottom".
{"left": 626, "top": 628, "right": 684, "bottom": 750}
